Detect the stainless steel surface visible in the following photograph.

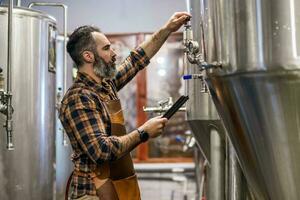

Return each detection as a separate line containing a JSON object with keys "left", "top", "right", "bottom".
{"left": 199, "top": 160, "right": 207, "bottom": 200}
{"left": 201, "top": 0, "right": 222, "bottom": 64}
{"left": 212, "top": 0, "right": 300, "bottom": 73}
{"left": 0, "top": 6, "right": 56, "bottom": 20}
{"left": 189, "top": 0, "right": 300, "bottom": 199}
{"left": 188, "top": 120, "right": 224, "bottom": 163}
{"left": 0, "top": 6, "right": 56, "bottom": 200}
{"left": 185, "top": 3, "right": 228, "bottom": 199}
{"left": 55, "top": 35, "right": 73, "bottom": 200}
{"left": 228, "top": 142, "right": 242, "bottom": 200}
{"left": 29, "top": 2, "right": 68, "bottom": 150}
{"left": 228, "top": 141, "right": 247, "bottom": 200}
{"left": 29, "top": 2, "right": 69, "bottom": 148}
{"left": 208, "top": 129, "right": 225, "bottom": 200}
{"left": 193, "top": 147, "right": 207, "bottom": 200}
{"left": 207, "top": 71, "right": 300, "bottom": 199}
{"left": 6, "top": 0, "right": 12, "bottom": 113}
{"left": 194, "top": 148, "right": 201, "bottom": 200}
{"left": 185, "top": 0, "right": 223, "bottom": 164}
{"left": 28, "top": 2, "right": 68, "bottom": 94}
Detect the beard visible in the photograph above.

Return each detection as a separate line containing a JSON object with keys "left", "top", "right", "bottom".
{"left": 93, "top": 52, "right": 117, "bottom": 79}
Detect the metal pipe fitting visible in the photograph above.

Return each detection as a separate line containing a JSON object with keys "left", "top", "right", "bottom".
{"left": 5, "top": 94, "right": 13, "bottom": 150}
{"left": 183, "top": 24, "right": 222, "bottom": 71}
{"left": 183, "top": 22, "right": 193, "bottom": 47}
{"left": 4, "top": 0, "right": 15, "bottom": 150}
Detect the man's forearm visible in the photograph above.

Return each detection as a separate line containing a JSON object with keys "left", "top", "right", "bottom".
{"left": 117, "top": 130, "right": 141, "bottom": 157}
{"left": 140, "top": 27, "right": 171, "bottom": 59}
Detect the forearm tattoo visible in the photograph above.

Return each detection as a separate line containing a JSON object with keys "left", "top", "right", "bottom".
{"left": 118, "top": 130, "right": 141, "bottom": 157}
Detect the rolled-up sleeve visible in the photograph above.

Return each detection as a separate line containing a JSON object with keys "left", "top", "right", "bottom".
{"left": 64, "top": 94, "right": 122, "bottom": 165}
{"left": 113, "top": 47, "right": 150, "bottom": 91}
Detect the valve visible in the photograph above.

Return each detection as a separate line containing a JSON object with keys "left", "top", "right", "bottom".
{"left": 183, "top": 23, "right": 222, "bottom": 71}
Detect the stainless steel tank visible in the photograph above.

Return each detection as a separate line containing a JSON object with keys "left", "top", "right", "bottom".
{"left": 185, "top": 0, "right": 224, "bottom": 167}
{"left": 195, "top": 0, "right": 300, "bottom": 199}
{"left": 0, "top": 6, "right": 56, "bottom": 200}
{"left": 185, "top": 1, "right": 226, "bottom": 199}
{"left": 55, "top": 36, "right": 73, "bottom": 200}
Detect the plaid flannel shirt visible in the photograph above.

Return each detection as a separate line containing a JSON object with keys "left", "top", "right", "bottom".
{"left": 59, "top": 47, "right": 150, "bottom": 199}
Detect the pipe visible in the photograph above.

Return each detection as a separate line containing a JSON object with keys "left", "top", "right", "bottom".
{"left": 208, "top": 128, "right": 225, "bottom": 200}
{"left": 193, "top": 147, "right": 202, "bottom": 200}
{"left": 7, "top": 0, "right": 13, "bottom": 118}
{"left": 5, "top": 0, "right": 14, "bottom": 150}
{"left": 16, "top": 0, "right": 21, "bottom": 6}
{"left": 28, "top": 2, "right": 68, "bottom": 146}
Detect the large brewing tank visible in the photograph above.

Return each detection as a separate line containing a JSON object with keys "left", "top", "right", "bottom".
{"left": 185, "top": 0, "right": 226, "bottom": 199}
{"left": 0, "top": 6, "right": 56, "bottom": 200}
{"left": 197, "top": 0, "right": 300, "bottom": 199}
{"left": 185, "top": 0, "right": 224, "bottom": 167}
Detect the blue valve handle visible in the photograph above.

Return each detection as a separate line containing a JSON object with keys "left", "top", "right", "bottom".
{"left": 183, "top": 74, "right": 203, "bottom": 80}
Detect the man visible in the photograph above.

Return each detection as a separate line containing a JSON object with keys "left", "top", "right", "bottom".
{"left": 59, "top": 12, "right": 191, "bottom": 200}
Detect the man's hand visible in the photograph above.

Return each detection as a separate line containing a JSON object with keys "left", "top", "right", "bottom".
{"left": 163, "top": 12, "right": 191, "bottom": 33}
{"left": 139, "top": 116, "right": 168, "bottom": 138}
{"left": 140, "top": 11, "right": 192, "bottom": 59}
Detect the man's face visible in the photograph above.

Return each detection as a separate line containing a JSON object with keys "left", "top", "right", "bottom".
{"left": 91, "top": 32, "right": 117, "bottom": 78}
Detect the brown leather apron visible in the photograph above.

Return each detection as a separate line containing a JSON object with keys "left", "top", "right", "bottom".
{"left": 92, "top": 99, "right": 141, "bottom": 200}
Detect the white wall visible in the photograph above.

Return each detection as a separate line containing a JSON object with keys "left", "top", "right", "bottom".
{"left": 14, "top": 0, "right": 187, "bottom": 34}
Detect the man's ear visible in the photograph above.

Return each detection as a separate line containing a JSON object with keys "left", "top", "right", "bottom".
{"left": 82, "top": 51, "right": 94, "bottom": 63}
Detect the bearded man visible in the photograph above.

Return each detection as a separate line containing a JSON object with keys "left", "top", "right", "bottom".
{"left": 59, "top": 12, "right": 191, "bottom": 200}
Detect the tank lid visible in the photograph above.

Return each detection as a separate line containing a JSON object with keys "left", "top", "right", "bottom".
{"left": 0, "top": 6, "right": 56, "bottom": 24}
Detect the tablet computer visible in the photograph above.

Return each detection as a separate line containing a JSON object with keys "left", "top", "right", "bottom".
{"left": 162, "top": 95, "right": 189, "bottom": 119}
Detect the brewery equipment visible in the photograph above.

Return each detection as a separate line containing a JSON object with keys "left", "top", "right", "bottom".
{"left": 0, "top": 5, "right": 57, "bottom": 199}
{"left": 55, "top": 35, "right": 73, "bottom": 200}
{"left": 187, "top": 0, "right": 300, "bottom": 199}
